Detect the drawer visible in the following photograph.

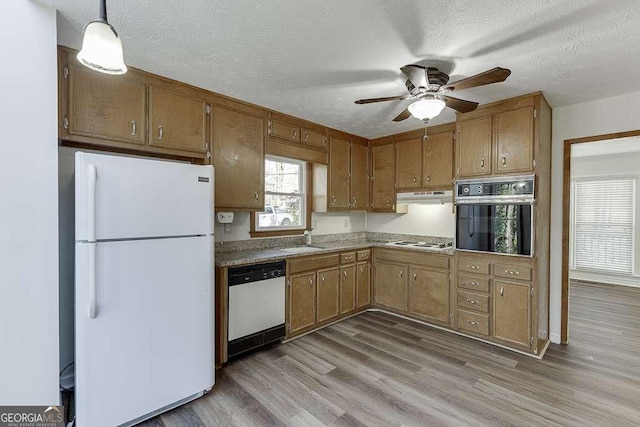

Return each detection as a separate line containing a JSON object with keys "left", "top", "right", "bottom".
{"left": 457, "top": 274, "right": 490, "bottom": 293}
{"left": 457, "top": 290, "right": 489, "bottom": 313}
{"left": 356, "top": 249, "right": 371, "bottom": 261}
{"left": 288, "top": 253, "right": 339, "bottom": 274}
{"left": 494, "top": 263, "right": 532, "bottom": 281}
{"left": 458, "top": 258, "right": 490, "bottom": 275}
{"left": 457, "top": 309, "right": 490, "bottom": 336}
{"left": 376, "top": 248, "right": 449, "bottom": 270}
{"left": 340, "top": 252, "right": 356, "bottom": 264}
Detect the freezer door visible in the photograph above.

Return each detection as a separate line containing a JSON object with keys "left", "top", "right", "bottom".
{"left": 75, "top": 236, "right": 214, "bottom": 427}
{"left": 75, "top": 152, "right": 214, "bottom": 241}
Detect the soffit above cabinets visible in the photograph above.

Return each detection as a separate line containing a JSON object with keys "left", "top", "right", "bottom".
{"left": 53, "top": 0, "right": 640, "bottom": 139}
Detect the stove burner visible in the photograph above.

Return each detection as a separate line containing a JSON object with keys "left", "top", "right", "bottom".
{"left": 394, "top": 241, "right": 418, "bottom": 245}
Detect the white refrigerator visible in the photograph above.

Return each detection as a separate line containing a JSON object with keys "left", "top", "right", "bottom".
{"left": 74, "top": 152, "right": 215, "bottom": 426}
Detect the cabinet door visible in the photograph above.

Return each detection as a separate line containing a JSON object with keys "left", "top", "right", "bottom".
{"left": 371, "top": 144, "right": 396, "bottom": 212}
{"left": 289, "top": 273, "right": 317, "bottom": 334}
{"left": 149, "top": 87, "right": 208, "bottom": 153}
{"left": 457, "top": 116, "right": 492, "bottom": 177}
{"left": 302, "top": 127, "right": 327, "bottom": 149}
{"left": 340, "top": 265, "right": 356, "bottom": 315}
{"left": 356, "top": 262, "right": 371, "bottom": 309}
{"left": 350, "top": 142, "right": 369, "bottom": 210}
{"left": 68, "top": 62, "right": 146, "bottom": 145}
{"left": 493, "top": 280, "right": 531, "bottom": 348}
{"left": 423, "top": 130, "right": 454, "bottom": 189}
{"left": 328, "top": 137, "right": 351, "bottom": 209}
{"left": 409, "top": 267, "right": 450, "bottom": 325}
{"left": 212, "top": 103, "right": 265, "bottom": 210}
{"left": 494, "top": 107, "right": 534, "bottom": 174}
{"left": 395, "top": 137, "right": 422, "bottom": 190}
{"left": 317, "top": 268, "right": 340, "bottom": 323}
{"left": 374, "top": 262, "right": 408, "bottom": 312}
{"left": 269, "top": 118, "right": 300, "bottom": 143}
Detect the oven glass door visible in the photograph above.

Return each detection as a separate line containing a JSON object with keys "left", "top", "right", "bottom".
{"left": 456, "top": 204, "right": 532, "bottom": 256}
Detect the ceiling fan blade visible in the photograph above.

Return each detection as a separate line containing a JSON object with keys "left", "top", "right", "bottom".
{"left": 355, "top": 94, "right": 414, "bottom": 104}
{"left": 440, "top": 67, "right": 511, "bottom": 92}
{"left": 393, "top": 108, "right": 412, "bottom": 122}
{"left": 400, "top": 65, "right": 427, "bottom": 88}
{"left": 442, "top": 95, "right": 479, "bottom": 113}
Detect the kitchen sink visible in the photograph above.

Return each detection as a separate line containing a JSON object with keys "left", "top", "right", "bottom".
{"left": 279, "top": 246, "right": 323, "bottom": 254}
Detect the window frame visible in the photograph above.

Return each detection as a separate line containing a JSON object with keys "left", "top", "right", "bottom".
{"left": 250, "top": 156, "right": 312, "bottom": 237}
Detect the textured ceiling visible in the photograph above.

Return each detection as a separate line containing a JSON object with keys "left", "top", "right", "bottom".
{"left": 52, "top": 0, "right": 640, "bottom": 139}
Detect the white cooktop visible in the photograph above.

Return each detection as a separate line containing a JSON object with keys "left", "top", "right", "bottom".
{"left": 385, "top": 241, "right": 453, "bottom": 252}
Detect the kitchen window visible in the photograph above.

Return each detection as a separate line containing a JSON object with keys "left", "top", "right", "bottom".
{"left": 251, "top": 156, "right": 308, "bottom": 236}
{"left": 570, "top": 177, "right": 635, "bottom": 275}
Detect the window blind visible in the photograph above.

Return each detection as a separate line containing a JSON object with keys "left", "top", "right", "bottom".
{"left": 572, "top": 178, "right": 635, "bottom": 274}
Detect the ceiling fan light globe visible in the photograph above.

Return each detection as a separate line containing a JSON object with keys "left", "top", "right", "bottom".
{"left": 77, "top": 21, "right": 127, "bottom": 75}
{"left": 408, "top": 98, "right": 446, "bottom": 121}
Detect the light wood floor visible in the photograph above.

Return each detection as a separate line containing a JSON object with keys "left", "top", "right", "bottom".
{"left": 140, "top": 280, "right": 640, "bottom": 426}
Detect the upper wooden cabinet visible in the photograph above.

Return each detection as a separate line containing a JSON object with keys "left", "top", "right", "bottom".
{"left": 328, "top": 136, "right": 351, "bottom": 210}
{"left": 370, "top": 143, "right": 396, "bottom": 212}
{"left": 395, "top": 137, "right": 423, "bottom": 190}
{"left": 267, "top": 112, "right": 328, "bottom": 150}
{"left": 423, "top": 128, "right": 454, "bottom": 189}
{"left": 148, "top": 86, "right": 209, "bottom": 154}
{"left": 350, "top": 142, "right": 369, "bottom": 210}
{"left": 456, "top": 93, "right": 547, "bottom": 178}
{"left": 211, "top": 98, "right": 265, "bottom": 210}
{"left": 65, "top": 59, "right": 147, "bottom": 146}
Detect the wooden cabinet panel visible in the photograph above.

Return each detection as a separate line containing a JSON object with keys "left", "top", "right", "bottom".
{"left": 68, "top": 63, "right": 146, "bottom": 145}
{"left": 328, "top": 137, "right": 351, "bottom": 209}
{"left": 269, "top": 118, "right": 300, "bottom": 143}
{"left": 212, "top": 103, "right": 265, "bottom": 210}
{"left": 494, "top": 107, "right": 534, "bottom": 174}
{"left": 350, "top": 142, "right": 369, "bottom": 210}
{"left": 457, "top": 274, "right": 490, "bottom": 293}
{"left": 493, "top": 280, "right": 531, "bottom": 347}
{"left": 289, "top": 273, "right": 316, "bottom": 334}
{"left": 149, "top": 87, "right": 208, "bottom": 153}
{"left": 457, "top": 290, "right": 489, "bottom": 313}
{"left": 374, "top": 261, "right": 407, "bottom": 312}
{"left": 457, "top": 309, "right": 489, "bottom": 336}
{"left": 395, "top": 137, "right": 422, "bottom": 190}
{"left": 340, "top": 265, "right": 356, "bottom": 315}
{"left": 457, "top": 116, "right": 492, "bottom": 177}
{"left": 371, "top": 144, "right": 396, "bottom": 212}
{"left": 302, "top": 127, "right": 327, "bottom": 149}
{"left": 423, "top": 130, "right": 454, "bottom": 188}
{"left": 356, "top": 262, "right": 371, "bottom": 309}
{"left": 317, "top": 268, "right": 340, "bottom": 323}
{"left": 409, "top": 267, "right": 449, "bottom": 324}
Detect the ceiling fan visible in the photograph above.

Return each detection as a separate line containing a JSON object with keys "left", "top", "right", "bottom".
{"left": 355, "top": 65, "right": 511, "bottom": 123}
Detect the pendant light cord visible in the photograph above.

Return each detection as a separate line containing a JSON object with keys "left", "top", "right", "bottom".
{"left": 99, "top": 0, "right": 107, "bottom": 22}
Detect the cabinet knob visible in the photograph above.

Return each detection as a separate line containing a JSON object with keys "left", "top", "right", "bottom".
{"left": 502, "top": 153, "right": 507, "bottom": 167}
{"left": 480, "top": 157, "right": 485, "bottom": 169}
{"left": 467, "top": 320, "right": 479, "bottom": 326}
{"left": 413, "top": 273, "right": 417, "bottom": 281}
{"left": 321, "top": 276, "right": 325, "bottom": 284}
{"left": 413, "top": 176, "right": 417, "bottom": 183}
{"left": 158, "top": 125, "right": 163, "bottom": 140}
{"left": 293, "top": 128, "right": 298, "bottom": 140}
{"left": 500, "top": 286, "right": 504, "bottom": 298}
{"left": 309, "top": 278, "right": 313, "bottom": 286}
{"left": 343, "top": 270, "right": 347, "bottom": 278}
{"left": 304, "top": 131, "right": 309, "bottom": 142}
{"left": 399, "top": 270, "right": 403, "bottom": 278}
{"left": 131, "top": 120, "right": 136, "bottom": 136}
{"left": 360, "top": 267, "right": 363, "bottom": 273}
{"left": 254, "top": 191, "right": 259, "bottom": 200}
{"left": 465, "top": 298, "right": 479, "bottom": 305}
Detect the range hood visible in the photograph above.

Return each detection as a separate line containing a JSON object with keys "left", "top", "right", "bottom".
{"left": 396, "top": 190, "right": 453, "bottom": 205}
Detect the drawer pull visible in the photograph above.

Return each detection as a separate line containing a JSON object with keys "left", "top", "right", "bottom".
{"left": 465, "top": 298, "right": 479, "bottom": 305}
{"left": 359, "top": 267, "right": 363, "bottom": 273}
{"left": 466, "top": 281, "right": 479, "bottom": 286}
{"left": 467, "top": 320, "right": 480, "bottom": 326}
{"left": 343, "top": 270, "right": 347, "bottom": 278}
{"left": 413, "top": 273, "right": 417, "bottom": 281}
{"left": 466, "top": 265, "right": 480, "bottom": 270}
{"left": 344, "top": 256, "right": 353, "bottom": 261}
{"left": 504, "top": 269, "right": 520, "bottom": 275}
{"left": 500, "top": 286, "right": 504, "bottom": 298}
{"left": 399, "top": 270, "right": 403, "bottom": 278}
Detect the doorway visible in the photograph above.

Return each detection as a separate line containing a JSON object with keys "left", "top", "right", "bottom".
{"left": 561, "top": 129, "right": 640, "bottom": 343}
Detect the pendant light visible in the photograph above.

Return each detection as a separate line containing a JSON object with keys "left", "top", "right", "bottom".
{"left": 408, "top": 97, "right": 446, "bottom": 123}
{"left": 77, "top": 0, "right": 127, "bottom": 75}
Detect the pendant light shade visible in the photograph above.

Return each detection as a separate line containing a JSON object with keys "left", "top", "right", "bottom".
{"left": 408, "top": 98, "right": 446, "bottom": 123}
{"left": 77, "top": 0, "right": 127, "bottom": 75}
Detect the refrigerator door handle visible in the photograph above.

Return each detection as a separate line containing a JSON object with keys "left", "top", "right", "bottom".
{"left": 88, "top": 164, "right": 98, "bottom": 319}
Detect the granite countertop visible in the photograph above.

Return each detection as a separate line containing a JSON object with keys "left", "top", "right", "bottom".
{"left": 215, "top": 239, "right": 454, "bottom": 267}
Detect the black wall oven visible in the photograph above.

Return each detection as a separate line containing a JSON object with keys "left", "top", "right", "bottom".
{"left": 455, "top": 175, "right": 534, "bottom": 256}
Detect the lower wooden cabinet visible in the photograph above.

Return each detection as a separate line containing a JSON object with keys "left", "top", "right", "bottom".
{"left": 409, "top": 267, "right": 450, "bottom": 325}
{"left": 356, "top": 262, "right": 371, "bottom": 309}
{"left": 373, "top": 261, "right": 408, "bottom": 312}
{"left": 493, "top": 280, "right": 531, "bottom": 348}
{"left": 340, "top": 265, "right": 356, "bottom": 314}
{"left": 289, "top": 272, "right": 316, "bottom": 334}
{"left": 317, "top": 268, "right": 340, "bottom": 323}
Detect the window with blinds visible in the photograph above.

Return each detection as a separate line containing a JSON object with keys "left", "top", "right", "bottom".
{"left": 571, "top": 178, "right": 635, "bottom": 274}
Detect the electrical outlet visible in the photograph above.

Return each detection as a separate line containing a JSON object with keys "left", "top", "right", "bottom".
{"left": 343, "top": 219, "right": 349, "bottom": 229}
{"left": 224, "top": 224, "right": 232, "bottom": 234}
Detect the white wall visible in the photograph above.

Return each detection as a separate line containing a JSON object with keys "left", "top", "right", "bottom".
{"left": 0, "top": 1, "right": 59, "bottom": 405}
{"left": 366, "top": 204, "right": 455, "bottom": 238}
{"left": 550, "top": 89, "right": 640, "bottom": 343}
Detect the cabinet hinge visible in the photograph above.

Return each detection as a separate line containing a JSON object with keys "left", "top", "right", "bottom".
{"left": 457, "top": 124, "right": 461, "bottom": 133}
{"left": 205, "top": 105, "right": 211, "bottom": 115}
{"left": 453, "top": 132, "right": 456, "bottom": 140}
{"left": 63, "top": 67, "right": 69, "bottom": 79}
{"left": 456, "top": 167, "right": 460, "bottom": 176}
{"left": 531, "top": 337, "right": 535, "bottom": 346}
{"left": 287, "top": 278, "right": 291, "bottom": 287}
{"left": 533, "top": 109, "right": 537, "bottom": 118}
{"left": 63, "top": 117, "right": 69, "bottom": 130}
{"left": 531, "top": 288, "right": 534, "bottom": 296}
{"left": 267, "top": 119, "right": 273, "bottom": 136}
{"left": 532, "top": 159, "right": 537, "bottom": 168}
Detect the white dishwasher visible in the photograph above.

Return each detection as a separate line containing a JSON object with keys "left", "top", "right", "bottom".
{"left": 227, "top": 261, "right": 286, "bottom": 359}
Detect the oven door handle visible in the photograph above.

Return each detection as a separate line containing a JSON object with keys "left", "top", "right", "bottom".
{"left": 468, "top": 205, "right": 475, "bottom": 237}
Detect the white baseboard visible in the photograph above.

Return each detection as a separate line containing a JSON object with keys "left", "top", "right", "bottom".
{"left": 549, "top": 332, "right": 561, "bottom": 344}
